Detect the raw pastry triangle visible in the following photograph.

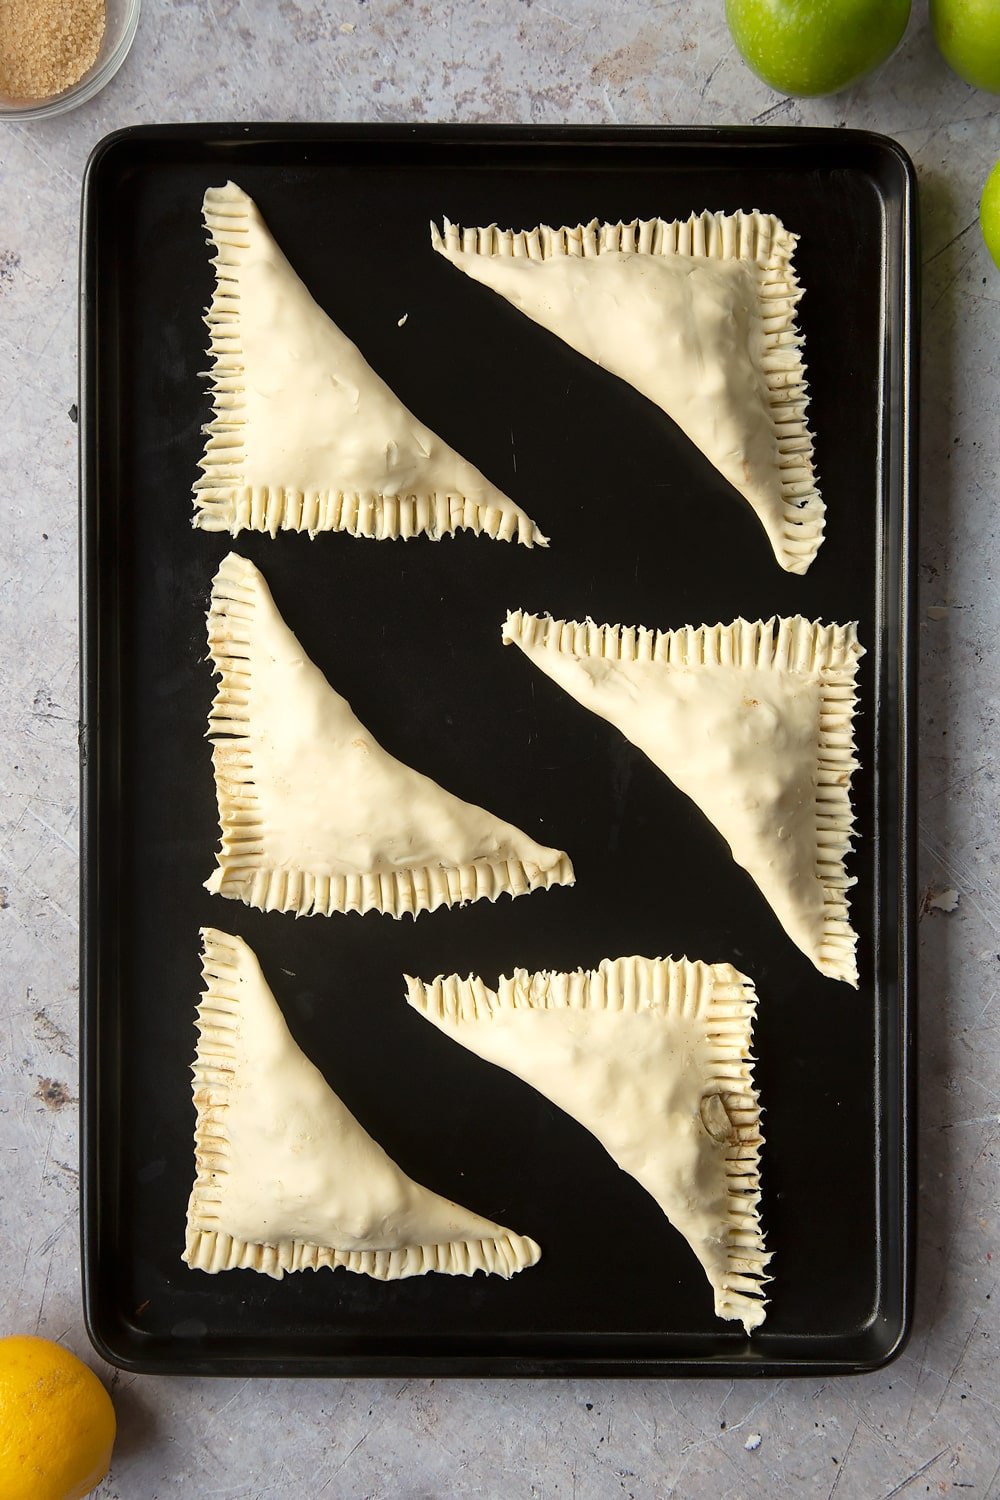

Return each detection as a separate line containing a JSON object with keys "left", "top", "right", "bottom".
{"left": 184, "top": 929, "right": 541, "bottom": 1280}
{"left": 504, "top": 611, "right": 863, "bottom": 985}
{"left": 206, "top": 553, "right": 574, "bottom": 917}
{"left": 406, "top": 956, "right": 769, "bottom": 1331}
{"left": 432, "top": 211, "right": 823, "bottom": 572}
{"left": 195, "top": 181, "right": 546, "bottom": 546}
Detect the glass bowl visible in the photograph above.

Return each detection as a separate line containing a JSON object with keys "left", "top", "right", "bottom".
{"left": 0, "top": 0, "right": 141, "bottom": 120}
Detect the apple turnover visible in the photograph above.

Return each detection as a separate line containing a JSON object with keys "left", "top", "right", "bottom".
{"left": 432, "top": 210, "right": 822, "bottom": 572}
{"left": 503, "top": 611, "right": 863, "bottom": 985}
{"left": 205, "top": 554, "right": 573, "bottom": 917}
{"left": 195, "top": 182, "right": 546, "bottom": 545}
{"left": 407, "top": 955, "right": 769, "bottom": 1331}
{"left": 184, "top": 928, "right": 542, "bottom": 1280}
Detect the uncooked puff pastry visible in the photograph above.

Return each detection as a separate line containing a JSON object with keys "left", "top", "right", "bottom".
{"left": 206, "top": 553, "right": 574, "bottom": 917}
{"left": 504, "top": 611, "right": 863, "bottom": 986}
{"left": 406, "top": 955, "right": 769, "bottom": 1331}
{"left": 432, "top": 210, "right": 823, "bottom": 573}
{"left": 184, "top": 928, "right": 541, "bottom": 1280}
{"left": 195, "top": 181, "right": 546, "bottom": 546}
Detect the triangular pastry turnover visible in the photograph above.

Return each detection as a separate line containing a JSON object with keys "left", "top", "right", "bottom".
{"left": 406, "top": 956, "right": 769, "bottom": 1330}
{"left": 432, "top": 211, "right": 823, "bottom": 572}
{"left": 195, "top": 182, "right": 546, "bottom": 546}
{"left": 504, "top": 611, "right": 863, "bottom": 986}
{"left": 185, "top": 929, "right": 541, "bottom": 1280}
{"left": 206, "top": 554, "right": 574, "bottom": 917}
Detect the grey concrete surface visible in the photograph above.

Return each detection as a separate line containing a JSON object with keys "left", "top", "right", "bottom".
{"left": 1, "top": 1, "right": 998, "bottom": 1495}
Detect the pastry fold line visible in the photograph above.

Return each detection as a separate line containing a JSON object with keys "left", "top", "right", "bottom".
{"left": 432, "top": 208, "right": 822, "bottom": 573}
{"left": 206, "top": 554, "right": 573, "bottom": 918}
{"left": 196, "top": 182, "right": 546, "bottom": 546}
{"left": 406, "top": 955, "right": 770, "bottom": 1331}
{"left": 184, "top": 927, "right": 542, "bottom": 1281}
{"left": 503, "top": 610, "right": 863, "bottom": 986}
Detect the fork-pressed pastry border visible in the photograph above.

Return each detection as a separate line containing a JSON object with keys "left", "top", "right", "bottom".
{"left": 502, "top": 610, "right": 863, "bottom": 986}
{"left": 432, "top": 208, "right": 824, "bottom": 572}
{"left": 184, "top": 928, "right": 543, "bottom": 1280}
{"left": 407, "top": 954, "right": 770, "bottom": 1330}
{"left": 194, "top": 183, "right": 546, "bottom": 546}
{"left": 205, "top": 555, "right": 574, "bottom": 917}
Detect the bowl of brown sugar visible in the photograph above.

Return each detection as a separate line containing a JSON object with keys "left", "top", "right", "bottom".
{"left": 0, "top": 0, "right": 140, "bottom": 118}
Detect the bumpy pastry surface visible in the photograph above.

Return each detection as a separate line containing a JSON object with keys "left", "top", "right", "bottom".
{"left": 407, "top": 955, "right": 769, "bottom": 1331}
{"left": 205, "top": 554, "right": 573, "bottom": 918}
{"left": 184, "top": 928, "right": 542, "bottom": 1280}
{"left": 194, "top": 182, "right": 546, "bottom": 545}
{"left": 432, "top": 210, "right": 822, "bottom": 572}
{"left": 504, "top": 610, "right": 863, "bottom": 985}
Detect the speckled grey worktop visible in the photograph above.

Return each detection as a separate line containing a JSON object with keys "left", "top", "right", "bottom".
{"left": 1, "top": 1, "right": 998, "bottom": 1495}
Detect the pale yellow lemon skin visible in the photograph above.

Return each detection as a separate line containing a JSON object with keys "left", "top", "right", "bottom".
{"left": 981, "top": 159, "right": 1000, "bottom": 272}
{"left": 0, "top": 1336, "right": 116, "bottom": 1500}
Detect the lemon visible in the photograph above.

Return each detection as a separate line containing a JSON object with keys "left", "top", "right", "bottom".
{"left": 0, "top": 1336, "right": 116, "bottom": 1500}
{"left": 981, "top": 159, "right": 1000, "bottom": 272}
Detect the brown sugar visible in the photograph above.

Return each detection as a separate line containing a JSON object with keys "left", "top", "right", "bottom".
{"left": 0, "top": 0, "right": 106, "bottom": 103}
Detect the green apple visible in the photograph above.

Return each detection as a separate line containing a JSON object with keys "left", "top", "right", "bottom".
{"left": 725, "top": 0, "right": 911, "bottom": 96}
{"left": 931, "top": 0, "right": 1000, "bottom": 93}
{"left": 981, "top": 159, "right": 1000, "bottom": 272}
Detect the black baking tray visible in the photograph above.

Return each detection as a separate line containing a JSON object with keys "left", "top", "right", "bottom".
{"left": 80, "top": 124, "right": 917, "bottom": 1377}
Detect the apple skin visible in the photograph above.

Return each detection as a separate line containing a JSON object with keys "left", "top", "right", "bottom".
{"left": 931, "top": 0, "right": 1000, "bottom": 93}
{"left": 725, "top": 0, "right": 912, "bottom": 97}
{"left": 981, "top": 159, "right": 1000, "bottom": 272}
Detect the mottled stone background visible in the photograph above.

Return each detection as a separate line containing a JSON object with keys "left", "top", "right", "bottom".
{"left": 1, "top": 1, "right": 998, "bottom": 1495}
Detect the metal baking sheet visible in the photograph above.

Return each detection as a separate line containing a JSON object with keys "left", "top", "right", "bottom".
{"left": 80, "top": 123, "right": 916, "bottom": 1376}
